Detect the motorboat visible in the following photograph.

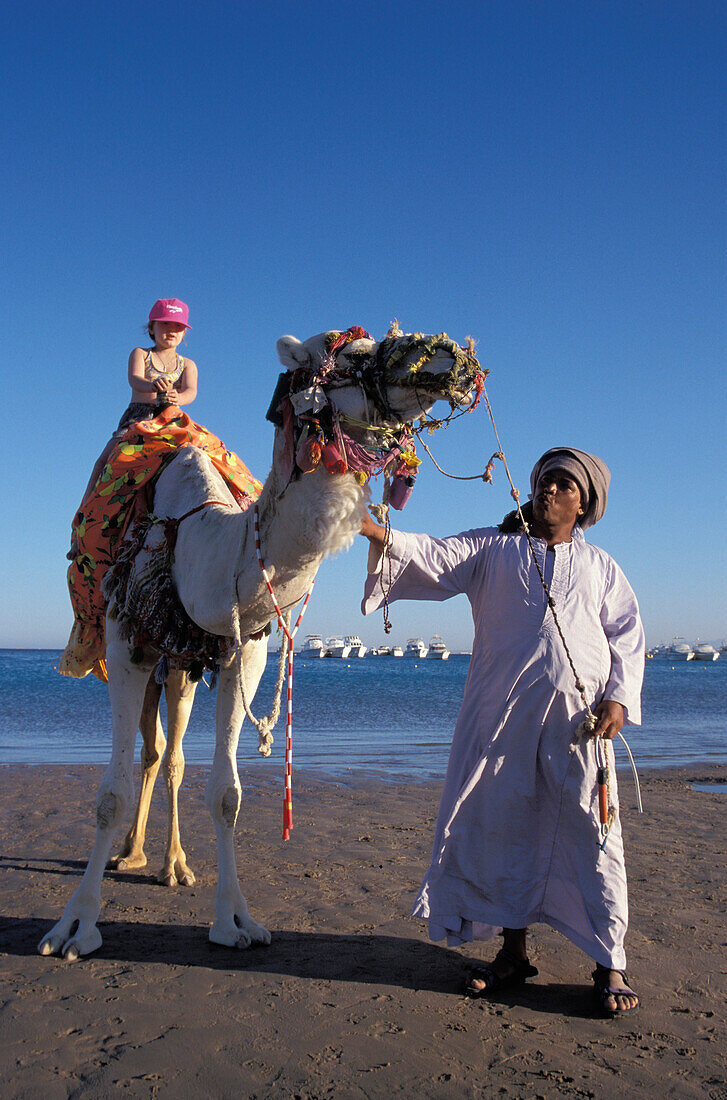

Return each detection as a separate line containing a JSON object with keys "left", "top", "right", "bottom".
{"left": 427, "top": 635, "right": 450, "bottom": 660}
{"left": 392, "top": 645, "right": 404, "bottom": 657}
{"left": 405, "top": 638, "right": 428, "bottom": 658}
{"left": 345, "top": 635, "right": 367, "bottom": 658}
{"left": 370, "top": 645, "right": 392, "bottom": 656}
{"left": 666, "top": 638, "right": 694, "bottom": 661}
{"left": 693, "top": 643, "right": 719, "bottom": 661}
{"left": 300, "top": 634, "right": 325, "bottom": 657}
{"left": 324, "top": 636, "right": 351, "bottom": 658}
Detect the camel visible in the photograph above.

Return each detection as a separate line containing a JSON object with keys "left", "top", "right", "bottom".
{"left": 39, "top": 325, "right": 483, "bottom": 960}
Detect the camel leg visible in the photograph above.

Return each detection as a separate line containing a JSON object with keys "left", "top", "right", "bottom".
{"left": 111, "top": 673, "right": 166, "bottom": 871}
{"left": 206, "top": 637, "right": 271, "bottom": 948}
{"left": 39, "top": 624, "right": 153, "bottom": 960}
{"left": 158, "top": 669, "right": 198, "bottom": 887}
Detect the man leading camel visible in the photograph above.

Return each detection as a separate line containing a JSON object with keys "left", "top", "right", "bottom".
{"left": 360, "top": 446, "right": 644, "bottom": 1016}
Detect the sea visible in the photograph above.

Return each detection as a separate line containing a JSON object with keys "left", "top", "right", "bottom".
{"left": 1, "top": 649, "right": 725, "bottom": 779}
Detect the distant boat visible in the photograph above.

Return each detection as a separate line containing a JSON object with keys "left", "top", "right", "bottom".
{"left": 693, "top": 643, "right": 719, "bottom": 661}
{"left": 392, "top": 645, "right": 404, "bottom": 657}
{"left": 370, "top": 645, "right": 392, "bottom": 657}
{"left": 427, "top": 635, "right": 450, "bottom": 660}
{"left": 345, "top": 635, "right": 367, "bottom": 658}
{"left": 666, "top": 638, "right": 694, "bottom": 661}
{"left": 405, "top": 638, "right": 428, "bottom": 658}
{"left": 324, "top": 636, "right": 351, "bottom": 658}
{"left": 300, "top": 634, "right": 325, "bottom": 657}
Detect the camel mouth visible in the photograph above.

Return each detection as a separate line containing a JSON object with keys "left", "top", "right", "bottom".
{"left": 374, "top": 332, "right": 485, "bottom": 409}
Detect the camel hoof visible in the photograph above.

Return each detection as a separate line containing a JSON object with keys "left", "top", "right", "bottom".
{"left": 111, "top": 852, "right": 147, "bottom": 871}
{"left": 159, "top": 872, "right": 177, "bottom": 888}
{"left": 39, "top": 923, "right": 103, "bottom": 960}
{"left": 179, "top": 871, "right": 196, "bottom": 887}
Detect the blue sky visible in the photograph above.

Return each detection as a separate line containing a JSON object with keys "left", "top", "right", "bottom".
{"left": 2, "top": 0, "right": 725, "bottom": 651}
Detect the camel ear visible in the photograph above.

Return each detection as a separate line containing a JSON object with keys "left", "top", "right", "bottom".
{"left": 277, "top": 336, "right": 311, "bottom": 370}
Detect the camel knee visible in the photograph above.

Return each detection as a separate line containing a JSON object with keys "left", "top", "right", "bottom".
{"left": 141, "top": 734, "right": 166, "bottom": 771}
{"left": 163, "top": 749, "right": 185, "bottom": 789}
{"left": 96, "top": 788, "right": 125, "bottom": 830}
{"left": 207, "top": 783, "right": 240, "bottom": 828}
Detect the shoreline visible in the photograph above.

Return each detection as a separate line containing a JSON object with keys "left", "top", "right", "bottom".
{"left": 1, "top": 763, "right": 726, "bottom": 1096}
{"left": 2, "top": 760, "right": 727, "bottom": 781}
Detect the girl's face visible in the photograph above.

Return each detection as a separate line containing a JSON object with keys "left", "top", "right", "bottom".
{"left": 152, "top": 321, "right": 187, "bottom": 349}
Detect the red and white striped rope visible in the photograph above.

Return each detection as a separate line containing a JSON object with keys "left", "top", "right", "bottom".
{"left": 253, "top": 504, "right": 314, "bottom": 839}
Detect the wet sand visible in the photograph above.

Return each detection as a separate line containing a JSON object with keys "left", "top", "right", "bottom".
{"left": 1, "top": 763, "right": 725, "bottom": 1098}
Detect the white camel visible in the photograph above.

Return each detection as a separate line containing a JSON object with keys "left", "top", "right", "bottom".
{"left": 39, "top": 325, "right": 482, "bottom": 960}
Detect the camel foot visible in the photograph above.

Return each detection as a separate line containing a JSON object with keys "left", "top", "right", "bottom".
{"left": 39, "top": 918, "right": 103, "bottom": 960}
{"left": 109, "top": 849, "right": 148, "bottom": 871}
{"left": 209, "top": 911, "right": 271, "bottom": 949}
{"left": 158, "top": 857, "right": 196, "bottom": 888}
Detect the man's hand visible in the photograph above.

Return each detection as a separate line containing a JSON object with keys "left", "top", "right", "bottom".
{"left": 360, "top": 513, "right": 388, "bottom": 546}
{"left": 592, "top": 699, "right": 624, "bottom": 740}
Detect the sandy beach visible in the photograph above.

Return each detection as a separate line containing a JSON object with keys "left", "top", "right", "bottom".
{"left": 1, "top": 763, "right": 725, "bottom": 1098}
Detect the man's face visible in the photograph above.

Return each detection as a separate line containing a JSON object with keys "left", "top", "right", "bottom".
{"left": 532, "top": 467, "right": 585, "bottom": 532}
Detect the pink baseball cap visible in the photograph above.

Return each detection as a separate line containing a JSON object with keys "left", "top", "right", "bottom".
{"left": 148, "top": 298, "right": 191, "bottom": 329}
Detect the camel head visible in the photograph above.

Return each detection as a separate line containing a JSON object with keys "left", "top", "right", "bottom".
{"left": 274, "top": 323, "right": 484, "bottom": 439}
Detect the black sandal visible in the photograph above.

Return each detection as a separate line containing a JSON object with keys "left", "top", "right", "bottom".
{"left": 592, "top": 965, "right": 640, "bottom": 1017}
{"left": 465, "top": 947, "right": 538, "bottom": 998}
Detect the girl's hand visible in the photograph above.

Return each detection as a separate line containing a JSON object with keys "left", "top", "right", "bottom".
{"left": 153, "top": 377, "right": 170, "bottom": 393}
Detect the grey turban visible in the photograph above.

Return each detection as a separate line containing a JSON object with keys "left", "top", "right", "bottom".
{"left": 529, "top": 447, "right": 611, "bottom": 530}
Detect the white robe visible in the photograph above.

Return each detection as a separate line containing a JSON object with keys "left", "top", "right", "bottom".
{"left": 362, "top": 525, "right": 644, "bottom": 969}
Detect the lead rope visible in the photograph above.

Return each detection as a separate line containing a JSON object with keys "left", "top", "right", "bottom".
{"left": 253, "top": 504, "right": 316, "bottom": 839}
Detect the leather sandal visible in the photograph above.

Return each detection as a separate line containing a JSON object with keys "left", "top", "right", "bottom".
{"left": 465, "top": 947, "right": 538, "bottom": 998}
{"left": 592, "top": 965, "right": 640, "bottom": 1017}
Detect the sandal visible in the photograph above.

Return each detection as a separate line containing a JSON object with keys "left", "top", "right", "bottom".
{"left": 465, "top": 947, "right": 538, "bottom": 998}
{"left": 592, "top": 965, "right": 640, "bottom": 1017}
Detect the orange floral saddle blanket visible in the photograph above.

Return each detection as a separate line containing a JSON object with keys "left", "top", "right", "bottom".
{"left": 60, "top": 405, "right": 262, "bottom": 682}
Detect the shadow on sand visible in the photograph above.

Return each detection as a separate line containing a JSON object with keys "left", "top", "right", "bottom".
{"left": 2, "top": 915, "right": 597, "bottom": 1017}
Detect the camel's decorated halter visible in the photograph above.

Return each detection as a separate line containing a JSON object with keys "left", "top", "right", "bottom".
{"left": 253, "top": 503, "right": 314, "bottom": 840}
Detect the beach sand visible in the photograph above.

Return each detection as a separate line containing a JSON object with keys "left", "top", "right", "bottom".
{"left": 1, "top": 763, "right": 725, "bottom": 1098}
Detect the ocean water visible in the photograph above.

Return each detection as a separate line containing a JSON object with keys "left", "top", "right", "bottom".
{"left": 0, "top": 649, "right": 725, "bottom": 777}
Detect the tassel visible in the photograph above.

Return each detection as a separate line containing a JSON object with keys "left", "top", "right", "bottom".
{"left": 321, "top": 441, "right": 347, "bottom": 475}
{"left": 189, "top": 660, "right": 205, "bottom": 683}
{"left": 388, "top": 473, "right": 415, "bottom": 510}
{"left": 155, "top": 655, "right": 169, "bottom": 684}
{"left": 296, "top": 434, "right": 322, "bottom": 472}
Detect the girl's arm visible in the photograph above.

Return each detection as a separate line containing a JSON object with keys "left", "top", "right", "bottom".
{"left": 171, "top": 358, "right": 198, "bottom": 406}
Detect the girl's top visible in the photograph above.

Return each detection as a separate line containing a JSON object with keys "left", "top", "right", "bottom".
{"left": 144, "top": 348, "right": 186, "bottom": 388}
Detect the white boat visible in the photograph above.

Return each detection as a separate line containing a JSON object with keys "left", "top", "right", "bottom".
{"left": 300, "top": 634, "right": 325, "bottom": 657}
{"left": 427, "top": 635, "right": 450, "bottom": 660}
{"left": 693, "top": 643, "right": 719, "bottom": 661}
{"left": 392, "top": 645, "right": 404, "bottom": 657}
{"left": 666, "top": 638, "right": 694, "bottom": 661}
{"left": 345, "top": 635, "right": 367, "bottom": 658}
{"left": 370, "top": 645, "right": 392, "bottom": 656}
{"left": 324, "top": 636, "right": 351, "bottom": 658}
{"left": 405, "top": 637, "right": 428, "bottom": 659}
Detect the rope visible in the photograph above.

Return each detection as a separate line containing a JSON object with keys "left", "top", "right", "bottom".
{"left": 417, "top": 436, "right": 498, "bottom": 482}
{"left": 253, "top": 504, "right": 316, "bottom": 840}
{"left": 237, "top": 620, "right": 290, "bottom": 758}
